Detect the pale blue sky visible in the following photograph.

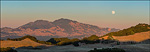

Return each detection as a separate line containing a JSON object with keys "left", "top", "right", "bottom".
{"left": 1, "top": 1, "right": 149, "bottom": 29}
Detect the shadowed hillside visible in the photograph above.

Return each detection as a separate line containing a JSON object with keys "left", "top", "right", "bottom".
{"left": 1, "top": 18, "right": 119, "bottom": 40}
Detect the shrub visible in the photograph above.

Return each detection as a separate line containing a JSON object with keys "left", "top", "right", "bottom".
{"left": 72, "top": 42, "right": 79, "bottom": 46}
{"left": 47, "top": 37, "right": 80, "bottom": 46}
{"left": 47, "top": 38, "right": 70, "bottom": 44}
{"left": 56, "top": 38, "right": 80, "bottom": 45}
{"left": 117, "top": 42, "right": 120, "bottom": 45}
{"left": 7, "top": 38, "right": 11, "bottom": 40}
{"left": 101, "top": 40, "right": 116, "bottom": 44}
{"left": 88, "top": 48, "right": 125, "bottom": 52}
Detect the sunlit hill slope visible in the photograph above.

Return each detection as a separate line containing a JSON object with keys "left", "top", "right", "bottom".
{"left": 100, "top": 23, "right": 150, "bottom": 42}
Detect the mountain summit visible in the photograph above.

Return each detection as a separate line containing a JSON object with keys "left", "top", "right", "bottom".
{"left": 1, "top": 18, "right": 119, "bottom": 39}
{"left": 18, "top": 20, "right": 54, "bottom": 29}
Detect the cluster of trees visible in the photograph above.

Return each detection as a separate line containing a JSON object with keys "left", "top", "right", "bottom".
{"left": 7, "top": 35, "right": 101, "bottom": 46}
{"left": 37, "top": 40, "right": 52, "bottom": 45}
{"left": 7, "top": 35, "right": 37, "bottom": 41}
{"left": 7, "top": 35, "right": 52, "bottom": 45}
{"left": 47, "top": 37, "right": 80, "bottom": 46}
{"left": 80, "top": 35, "right": 100, "bottom": 44}
{"left": 46, "top": 35, "right": 123, "bottom": 46}
{"left": 47, "top": 35, "right": 100, "bottom": 46}
{"left": 57, "top": 38, "right": 80, "bottom": 46}
{"left": 0, "top": 47, "right": 17, "bottom": 52}
{"left": 0, "top": 39, "right": 4, "bottom": 41}
{"left": 47, "top": 38, "right": 70, "bottom": 44}
{"left": 102, "top": 23, "right": 150, "bottom": 37}
{"left": 88, "top": 48, "right": 125, "bottom": 52}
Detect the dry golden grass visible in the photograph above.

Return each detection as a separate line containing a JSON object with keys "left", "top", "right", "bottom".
{"left": 99, "top": 36, "right": 108, "bottom": 40}
{"left": 100, "top": 31, "right": 150, "bottom": 42}
{"left": 0, "top": 38, "right": 45, "bottom": 48}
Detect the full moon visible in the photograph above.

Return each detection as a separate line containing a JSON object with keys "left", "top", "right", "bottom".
{"left": 112, "top": 11, "right": 115, "bottom": 14}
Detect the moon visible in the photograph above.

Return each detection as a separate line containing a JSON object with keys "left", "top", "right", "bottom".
{"left": 112, "top": 11, "right": 115, "bottom": 14}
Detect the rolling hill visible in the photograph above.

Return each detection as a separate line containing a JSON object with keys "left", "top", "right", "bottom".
{"left": 100, "top": 31, "right": 150, "bottom": 42}
{"left": 100, "top": 23, "right": 150, "bottom": 42}
{"left": 0, "top": 38, "right": 45, "bottom": 48}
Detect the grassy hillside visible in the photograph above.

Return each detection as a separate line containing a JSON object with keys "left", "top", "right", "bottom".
{"left": 112, "top": 31, "right": 150, "bottom": 42}
{"left": 102, "top": 23, "right": 150, "bottom": 37}
{"left": 1, "top": 35, "right": 53, "bottom": 48}
{"left": 0, "top": 38, "right": 44, "bottom": 48}
{"left": 7, "top": 35, "right": 52, "bottom": 45}
{"left": 100, "top": 23, "right": 150, "bottom": 42}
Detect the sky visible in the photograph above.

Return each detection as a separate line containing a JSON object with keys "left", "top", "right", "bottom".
{"left": 1, "top": 1, "right": 149, "bottom": 29}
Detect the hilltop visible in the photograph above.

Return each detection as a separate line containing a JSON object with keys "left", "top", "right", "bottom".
{"left": 0, "top": 35, "right": 53, "bottom": 48}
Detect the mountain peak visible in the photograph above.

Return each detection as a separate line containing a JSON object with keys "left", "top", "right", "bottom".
{"left": 19, "top": 20, "right": 54, "bottom": 29}
{"left": 2, "top": 27, "right": 12, "bottom": 29}
{"left": 34, "top": 20, "right": 50, "bottom": 23}
{"left": 137, "top": 23, "right": 149, "bottom": 26}
{"left": 1, "top": 27, "right": 13, "bottom": 30}
{"left": 55, "top": 18, "right": 72, "bottom": 21}
{"left": 53, "top": 18, "right": 77, "bottom": 24}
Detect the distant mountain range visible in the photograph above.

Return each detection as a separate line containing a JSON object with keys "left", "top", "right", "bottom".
{"left": 1, "top": 18, "right": 119, "bottom": 39}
